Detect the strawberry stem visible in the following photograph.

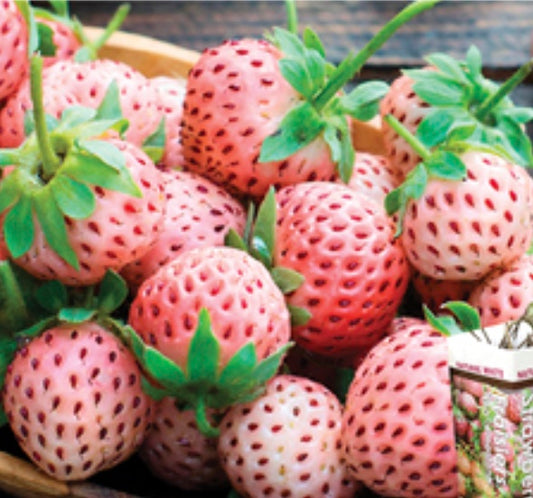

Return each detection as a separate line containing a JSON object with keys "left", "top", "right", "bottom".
{"left": 313, "top": 0, "right": 439, "bottom": 112}
{"left": 194, "top": 398, "right": 219, "bottom": 438}
{"left": 383, "top": 114, "right": 431, "bottom": 160}
{"left": 476, "top": 57, "right": 533, "bottom": 122}
{"left": 80, "top": 3, "right": 130, "bottom": 54}
{"left": 285, "top": 0, "right": 298, "bottom": 34}
{"left": 30, "top": 56, "right": 61, "bottom": 181}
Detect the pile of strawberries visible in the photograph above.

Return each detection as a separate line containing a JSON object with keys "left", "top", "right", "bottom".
{"left": 1, "top": 1, "right": 532, "bottom": 497}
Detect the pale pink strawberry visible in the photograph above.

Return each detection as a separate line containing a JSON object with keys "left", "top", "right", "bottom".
{"left": 1, "top": 322, "right": 154, "bottom": 481}
{"left": 121, "top": 168, "right": 246, "bottom": 291}
{"left": 506, "top": 392, "right": 522, "bottom": 425}
{"left": 341, "top": 321, "right": 457, "bottom": 497}
{"left": 453, "top": 374, "right": 484, "bottom": 400}
{"left": 218, "top": 374, "right": 359, "bottom": 498}
{"left": 411, "top": 268, "right": 477, "bottom": 312}
{"left": 468, "top": 254, "right": 533, "bottom": 327}
{"left": 346, "top": 151, "right": 401, "bottom": 207}
{"left": 37, "top": 16, "right": 81, "bottom": 67}
{"left": 0, "top": 59, "right": 161, "bottom": 148}
{"left": 0, "top": 0, "right": 29, "bottom": 103}
{"left": 151, "top": 75, "right": 187, "bottom": 167}
{"left": 457, "top": 391, "right": 479, "bottom": 417}
{"left": 379, "top": 72, "right": 430, "bottom": 180}
{"left": 2, "top": 139, "right": 166, "bottom": 286}
{"left": 139, "top": 398, "right": 228, "bottom": 490}
{"left": 128, "top": 246, "right": 290, "bottom": 372}
{"left": 181, "top": 39, "right": 338, "bottom": 198}
{"left": 274, "top": 181, "right": 409, "bottom": 356}
{"left": 402, "top": 150, "right": 533, "bottom": 281}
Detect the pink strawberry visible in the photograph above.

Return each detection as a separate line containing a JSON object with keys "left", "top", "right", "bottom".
{"left": 2, "top": 321, "right": 154, "bottom": 481}
{"left": 274, "top": 181, "right": 409, "bottom": 357}
{"left": 181, "top": 38, "right": 337, "bottom": 198}
{"left": 128, "top": 246, "right": 290, "bottom": 375}
{"left": 468, "top": 254, "right": 533, "bottom": 327}
{"left": 346, "top": 151, "right": 401, "bottom": 206}
{"left": 0, "top": 0, "right": 29, "bottom": 102}
{"left": 2, "top": 138, "right": 166, "bottom": 286}
{"left": 341, "top": 320, "right": 457, "bottom": 497}
{"left": 380, "top": 72, "right": 429, "bottom": 180}
{"left": 218, "top": 374, "right": 359, "bottom": 498}
{"left": 0, "top": 59, "right": 161, "bottom": 148}
{"left": 121, "top": 168, "right": 246, "bottom": 291}
{"left": 139, "top": 397, "right": 228, "bottom": 490}
{"left": 401, "top": 150, "right": 533, "bottom": 281}
{"left": 151, "top": 75, "right": 187, "bottom": 168}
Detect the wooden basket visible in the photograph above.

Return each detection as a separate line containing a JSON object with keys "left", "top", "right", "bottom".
{"left": 0, "top": 27, "right": 384, "bottom": 498}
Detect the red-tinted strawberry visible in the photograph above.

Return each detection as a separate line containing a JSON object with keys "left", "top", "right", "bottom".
{"left": 274, "top": 181, "right": 409, "bottom": 357}
{"left": 0, "top": 59, "right": 161, "bottom": 148}
{"left": 400, "top": 150, "right": 532, "bottom": 281}
{"left": 151, "top": 75, "right": 187, "bottom": 168}
{"left": 2, "top": 321, "right": 154, "bottom": 481}
{"left": 0, "top": 0, "right": 29, "bottom": 102}
{"left": 139, "top": 398, "right": 228, "bottom": 490}
{"left": 341, "top": 321, "right": 457, "bottom": 497}
{"left": 121, "top": 168, "right": 246, "bottom": 291}
{"left": 468, "top": 254, "right": 533, "bottom": 327}
{"left": 218, "top": 374, "right": 359, "bottom": 498}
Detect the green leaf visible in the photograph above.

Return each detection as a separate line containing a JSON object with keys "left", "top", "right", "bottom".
{"left": 58, "top": 307, "right": 95, "bottom": 323}
{"left": 15, "top": 316, "right": 56, "bottom": 339}
{"left": 416, "top": 108, "right": 456, "bottom": 148}
{"left": 425, "top": 151, "right": 466, "bottom": 180}
{"left": 423, "top": 305, "right": 453, "bottom": 336}
{"left": 95, "top": 80, "right": 122, "bottom": 121}
{"left": 4, "top": 195, "right": 34, "bottom": 258}
{"left": 97, "top": 270, "right": 128, "bottom": 314}
{"left": 302, "top": 26, "right": 325, "bottom": 57}
{"left": 271, "top": 27, "right": 306, "bottom": 59}
{"left": 63, "top": 150, "right": 142, "bottom": 197}
{"left": 465, "top": 45, "right": 483, "bottom": 79}
{"left": 33, "top": 188, "right": 79, "bottom": 269}
{"left": 271, "top": 266, "right": 304, "bottom": 294}
{"left": 218, "top": 342, "right": 258, "bottom": 390}
{"left": 259, "top": 102, "right": 325, "bottom": 162}
{"left": 251, "top": 342, "right": 292, "bottom": 385}
{"left": 250, "top": 187, "right": 276, "bottom": 268}
{"left": 78, "top": 139, "right": 125, "bottom": 173}
{"left": 143, "top": 346, "right": 187, "bottom": 391}
{"left": 36, "top": 22, "right": 57, "bottom": 57}
{"left": 288, "top": 304, "right": 311, "bottom": 326}
{"left": 186, "top": 308, "right": 220, "bottom": 381}
{"left": 500, "top": 106, "right": 533, "bottom": 124}
{"left": 224, "top": 228, "right": 248, "bottom": 252}
{"left": 57, "top": 105, "right": 96, "bottom": 129}
{"left": 425, "top": 52, "right": 469, "bottom": 84}
{"left": 323, "top": 119, "right": 354, "bottom": 183}
{"left": 340, "top": 81, "right": 389, "bottom": 122}
{"left": 51, "top": 174, "right": 95, "bottom": 219}
{"left": 408, "top": 73, "right": 465, "bottom": 106}
{"left": 279, "top": 59, "right": 315, "bottom": 99}
{"left": 35, "top": 280, "right": 67, "bottom": 313}
{"left": 441, "top": 301, "right": 481, "bottom": 331}
{"left": 142, "top": 117, "right": 166, "bottom": 164}
{"left": 0, "top": 171, "right": 21, "bottom": 213}
{"left": 384, "top": 187, "right": 401, "bottom": 216}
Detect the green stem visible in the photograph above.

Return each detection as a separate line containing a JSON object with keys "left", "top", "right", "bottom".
{"left": 313, "top": 0, "right": 439, "bottom": 112}
{"left": 30, "top": 56, "right": 61, "bottom": 180}
{"left": 86, "top": 3, "right": 131, "bottom": 53}
{"left": 383, "top": 114, "right": 431, "bottom": 161}
{"left": 194, "top": 398, "right": 219, "bottom": 438}
{"left": 285, "top": 0, "right": 299, "bottom": 34}
{"left": 476, "top": 57, "right": 533, "bottom": 122}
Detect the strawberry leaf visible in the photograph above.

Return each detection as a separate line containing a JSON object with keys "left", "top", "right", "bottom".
{"left": 416, "top": 108, "right": 456, "bottom": 148}
{"left": 250, "top": 187, "right": 276, "bottom": 268}
{"left": 35, "top": 280, "right": 68, "bottom": 313}
{"left": 440, "top": 301, "right": 481, "bottom": 332}
{"left": 288, "top": 304, "right": 311, "bottom": 326}
{"left": 4, "top": 195, "right": 34, "bottom": 258}
{"left": 465, "top": 45, "right": 482, "bottom": 78}
{"left": 425, "top": 52, "right": 469, "bottom": 85}
{"left": 218, "top": 342, "right": 258, "bottom": 391}
{"left": 339, "top": 80, "right": 389, "bottom": 122}
{"left": 36, "top": 22, "right": 57, "bottom": 57}
{"left": 302, "top": 26, "right": 325, "bottom": 57}
{"left": 142, "top": 117, "right": 166, "bottom": 164}
{"left": 58, "top": 308, "right": 95, "bottom": 323}
{"left": 51, "top": 174, "right": 95, "bottom": 219}
{"left": 224, "top": 228, "right": 248, "bottom": 252}
{"left": 0, "top": 172, "right": 21, "bottom": 213}
{"left": 97, "top": 270, "right": 128, "bottom": 314}
{"left": 259, "top": 102, "right": 325, "bottom": 162}
{"left": 187, "top": 308, "right": 220, "bottom": 382}
{"left": 271, "top": 266, "right": 305, "bottom": 294}
{"left": 323, "top": 118, "right": 354, "bottom": 183}
{"left": 423, "top": 305, "right": 463, "bottom": 336}
{"left": 425, "top": 151, "right": 466, "bottom": 180}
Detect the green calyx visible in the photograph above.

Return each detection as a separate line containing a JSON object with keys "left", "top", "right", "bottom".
{"left": 423, "top": 301, "right": 481, "bottom": 337}
{"left": 30, "top": 1, "right": 131, "bottom": 62}
{"left": 123, "top": 308, "right": 293, "bottom": 437}
{"left": 260, "top": 0, "right": 440, "bottom": 183}
{"left": 404, "top": 45, "right": 533, "bottom": 167}
{"left": 0, "top": 55, "right": 136, "bottom": 270}
{"left": 224, "top": 187, "right": 311, "bottom": 327}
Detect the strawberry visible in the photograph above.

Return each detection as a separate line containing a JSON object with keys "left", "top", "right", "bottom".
{"left": 127, "top": 246, "right": 291, "bottom": 435}
{"left": 2, "top": 321, "right": 154, "bottom": 481}
{"left": 468, "top": 254, "right": 533, "bottom": 327}
{"left": 180, "top": 2, "right": 438, "bottom": 198}
{"left": 139, "top": 397, "right": 228, "bottom": 490}
{"left": 274, "top": 181, "right": 409, "bottom": 357}
{"left": 121, "top": 168, "right": 246, "bottom": 291}
{"left": 0, "top": 57, "right": 166, "bottom": 286}
{"left": 381, "top": 46, "right": 533, "bottom": 179}
{"left": 341, "top": 320, "right": 457, "bottom": 497}
{"left": 217, "top": 374, "right": 359, "bottom": 498}
{"left": 0, "top": 0, "right": 29, "bottom": 102}
{"left": 151, "top": 75, "right": 187, "bottom": 168}
{"left": 0, "top": 58, "right": 161, "bottom": 148}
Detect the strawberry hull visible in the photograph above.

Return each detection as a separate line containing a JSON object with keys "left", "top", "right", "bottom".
{"left": 448, "top": 325, "right": 533, "bottom": 497}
